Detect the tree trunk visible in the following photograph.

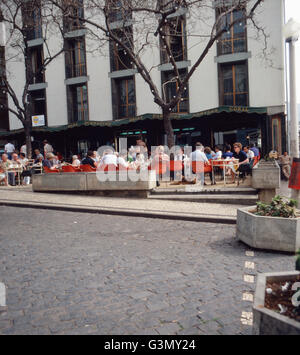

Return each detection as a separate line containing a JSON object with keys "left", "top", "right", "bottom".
{"left": 163, "top": 109, "right": 175, "bottom": 149}
{"left": 24, "top": 122, "right": 32, "bottom": 159}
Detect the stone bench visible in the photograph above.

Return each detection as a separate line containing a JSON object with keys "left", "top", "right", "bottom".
{"left": 32, "top": 170, "right": 157, "bottom": 198}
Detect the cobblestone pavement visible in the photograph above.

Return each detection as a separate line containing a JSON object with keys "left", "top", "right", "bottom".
{"left": 0, "top": 207, "right": 295, "bottom": 335}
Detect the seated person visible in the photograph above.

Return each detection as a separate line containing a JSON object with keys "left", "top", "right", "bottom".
{"left": 20, "top": 153, "right": 31, "bottom": 184}
{"left": 212, "top": 146, "right": 222, "bottom": 160}
{"left": 19, "top": 153, "right": 29, "bottom": 168}
{"left": 279, "top": 152, "right": 292, "bottom": 180}
{"left": 117, "top": 151, "right": 129, "bottom": 169}
{"left": 0, "top": 153, "right": 14, "bottom": 186}
{"left": 72, "top": 155, "right": 81, "bottom": 168}
{"left": 34, "top": 149, "right": 44, "bottom": 164}
{"left": 11, "top": 153, "right": 23, "bottom": 168}
{"left": 43, "top": 153, "right": 60, "bottom": 170}
{"left": 99, "top": 149, "right": 118, "bottom": 168}
{"left": 153, "top": 146, "right": 170, "bottom": 163}
{"left": 232, "top": 143, "right": 251, "bottom": 182}
{"left": 81, "top": 150, "right": 98, "bottom": 168}
{"left": 204, "top": 147, "right": 213, "bottom": 160}
{"left": 0, "top": 160, "right": 7, "bottom": 185}
{"left": 243, "top": 146, "right": 255, "bottom": 168}
{"left": 223, "top": 145, "right": 233, "bottom": 159}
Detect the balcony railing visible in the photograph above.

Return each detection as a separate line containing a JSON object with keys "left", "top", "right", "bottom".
{"left": 218, "top": 37, "right": 246, "bottom": 55}
{"left": 66, "top": 63, "right": 87, "bottom": 79}
{"left": 29, "top": 71, "right": 45, "bottom": 85}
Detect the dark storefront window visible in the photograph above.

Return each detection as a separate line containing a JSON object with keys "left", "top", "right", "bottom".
{"left": 162, "top": 69, "right": 189, "bottom": 113}
{"left": 219, "top": 62, "right": 248, "bottom": 106}
{"left": 217, "top": 8, "right": 247, "bottom": 55}
{"left": 22, "top": 0, "right": 43, "bottom": 40}
{"left": 63, "top": 0, "right": 85, "bottom": 33}
{"left": 65, "top": 38, "right": 87, "bottom": 78}
{"left": 115, "top": 77, "right": 136, "bottom": 119}
{"left": 67, "top": 84, "right": 89, "bottom": 123}
{"left": 161, "top": 16, "right": 187, "bottom": 64}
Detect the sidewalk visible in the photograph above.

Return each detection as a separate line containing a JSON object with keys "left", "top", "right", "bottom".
{"left": 0, "top": 186, "right": 242, "bottom": 224}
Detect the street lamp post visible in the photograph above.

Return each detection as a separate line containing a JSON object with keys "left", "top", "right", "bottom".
{"left": 284, "top": 18, "right": 300, "bottom": 202}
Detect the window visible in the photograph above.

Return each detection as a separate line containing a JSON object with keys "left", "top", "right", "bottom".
{"left": 162, "top": 69, "right": 189, "bottom": 113}
{"left": 63, "top": 0, "right": 85, "bottom": 32}
{"left": 67, "top": 84, "right": 89, "bottom": 123}
{"left": 107, "top": 0, "right": 131, "bottom": 23}
{"left": 110, "top": 29, "right": 133, "bottom": 72}
{"left": 30, "top": 89, "right": 47, "bottom": 119}
{"left": 29, "top": 46, "right": 45, "bottom": 84}
{"left": 217, "top": 8, "right": 246, "bottom": 55}
{"left": 65, "top": 38, "right": 87, "bottom": 78}
{"left": 161, "top": 16, "right": 187, "bottom": 63}
{"left": 219, "top": 62, "right": 248, "bottom": 106}
{"left": 158, "top": 0, "right": 185, "bottom": 13}
{"left": 22, "top": 0, "right": 42, "bottom": 40}
{"left": 115, "top": 77, "right": 136, "bottom": 119}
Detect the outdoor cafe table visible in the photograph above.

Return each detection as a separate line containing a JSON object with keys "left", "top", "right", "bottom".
{"left": 211, "top": 159, "right": 239, "bottom": 186}
{"left": 7, "top": 166, "right": 23, "bottom": 186}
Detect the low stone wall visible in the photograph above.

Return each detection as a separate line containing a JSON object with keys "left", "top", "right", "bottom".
{"left": 32, "top": 170, "right": 157, "bottom": 198}
{"left": 237, "top": 207, "right": 300, "bottom": 253}
{"left": 253, "top": 272, "right": 300, "bottom": 335}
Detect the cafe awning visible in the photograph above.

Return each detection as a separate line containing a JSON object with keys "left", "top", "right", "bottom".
{"left": 0, "top": 106, "right": 268, "bottom": 137}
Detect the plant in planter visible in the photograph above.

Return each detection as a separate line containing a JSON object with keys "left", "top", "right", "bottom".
{"left": 237, "top": 195, "right": 300, "bottom": 253}
{"left": 255, "top": 195, "right": 298, "bottom": 218}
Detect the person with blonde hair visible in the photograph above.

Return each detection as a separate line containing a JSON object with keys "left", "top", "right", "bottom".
{"left": 72, "top": 155, "right": 81, "bottom": 168}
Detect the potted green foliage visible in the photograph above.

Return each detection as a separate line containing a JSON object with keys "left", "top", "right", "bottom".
{"left": 237, "top": 195, "right": 300, "bottom": 253}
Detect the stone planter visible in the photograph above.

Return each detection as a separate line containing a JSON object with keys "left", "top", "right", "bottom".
{"left": 237, "top": 207, "right": 300, "bottom": 253}
{"left": 252, "top": 160, "right": 280, "bottom": 203}
{"left": 253, "top": 271, "right": 300, "bottom": 335}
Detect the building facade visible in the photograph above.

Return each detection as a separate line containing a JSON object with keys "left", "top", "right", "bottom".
{"left": 1, "top": 0, "right": 287, "bottom": 158}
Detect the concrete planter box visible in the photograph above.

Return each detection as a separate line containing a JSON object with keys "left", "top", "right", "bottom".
{"left": 252, "top": 161, "right": 280, "bottom": 203}
{"left": 253, "top": 271, "right": 300, "bottom": 335}
{"left": 252, "top": 161, "right": 280, "bottom": 190}
{"left": 237, "top": 207, "right": 300, "bottom": 253}
{"left": 32, "top": 170, "right": 156, "bottom": 198}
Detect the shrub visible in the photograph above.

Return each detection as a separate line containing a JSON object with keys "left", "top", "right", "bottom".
{"left": 255, "top": 195, "right": 298, "bottom": 218}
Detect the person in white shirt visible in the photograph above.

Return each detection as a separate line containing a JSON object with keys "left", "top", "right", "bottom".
{"left": 20, "top": 143, "right": 27, "bottom": 157}
{"left": 5, "top": 141, "right": 15, "bottom": 160}
{"left": 43, "top": 140, "right": 53, "bottom": 158}
{"left": 99, "top": 150, "right": 118, "bottom": 167}
{"left": 72, "top": 155, "right": 81, "bottom": 168}
{"left": 117, "top": 151, "right": 129, "bottom": 169}
{"left": 189, "top": 143, "right": 209, "bottom": 186}
{"left": 212, "top": 146, "right": 222, "bottom": 160}
{"left": 243, "top": 146, "right": 255, "bottom": 161}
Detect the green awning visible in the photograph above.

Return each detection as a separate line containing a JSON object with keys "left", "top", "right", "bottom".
{"left": 0, "top": 106, "right": 268, "bottom": 137}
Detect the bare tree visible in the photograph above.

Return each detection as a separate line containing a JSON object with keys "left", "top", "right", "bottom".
{"left": 47, "top": 0, "right": 267, "bottom": 148}
{"left": 0, "top": 0, "right": 65, "bottom": 157}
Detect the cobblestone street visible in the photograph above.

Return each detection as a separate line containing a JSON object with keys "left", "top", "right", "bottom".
{"left": 0, "top": 207, "right": 295, "bottom": 335}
